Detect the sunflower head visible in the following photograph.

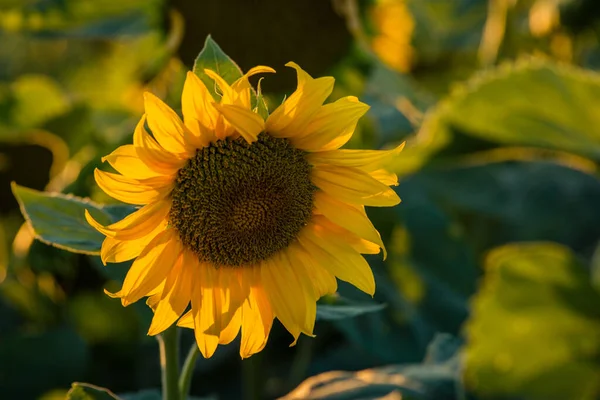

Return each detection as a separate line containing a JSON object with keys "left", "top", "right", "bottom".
{"left": 86, "top": 49, "right": 403, "bottom": 359}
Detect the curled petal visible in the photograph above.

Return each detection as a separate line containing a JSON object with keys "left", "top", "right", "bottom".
{"left": 266, "top": 63, "right": 334, "bottom": 138}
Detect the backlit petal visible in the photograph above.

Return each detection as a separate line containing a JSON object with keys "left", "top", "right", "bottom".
{"left": 240, "top": 279, "right": 274, "bottom": 358}
{"left": 182, "top": 71, "right": 219, "bottom": 132}
{"left": 102, "top": 145, "right": 174, "bottom": 179}
{"left": 191, "top": 262, "right": 219, "bottom": 358}
{"left": 120, "top": 228, "right": 182, "bottom": 306}
{"left": 266, "top": 63, "right": 334, "bottom": 138}
{"left": 213, "top": 104, "right": 264, "bottom": 143}
{"left": 298, "top": 221, "right": 376, "bottom": 296}
{"left": 100, "top": 217, "right": 168, "bottom": 264}
{"left": 148, "top": 252, "right": 193, "bottom": 336}
{"left": 287, "top": 242, "right": 337, "bottom": 298}
{"left": 132, "top": 115, "right": 186, "bottom": 173}
{"left": 292, "top": 96, "right": 370, "bottom": 151}
{"left": 261, "top": 252, "right": 312, "bottom": 344}
{"left": 307, "top": 142, "right": 405, "bottom": 171}
{"left": 144, "top": 92, "right": 194, "bottom": 156}
{"left": 85, "top": 199, "right": 170, "bottom": 240}
{"left": 313, "top": 191, "right": 386, "bottom": 258}
{"left": 94, "top": 169, "right": 173, "bottom": 205}
{"left": 231, "top": 66, "right": 276, "bottom": 109}
{"left": 311, "top": 165, "right": 400, "bottom": 207}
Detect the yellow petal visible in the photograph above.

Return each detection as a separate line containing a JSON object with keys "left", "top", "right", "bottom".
{"left": 261, "top": 252, "right": 312, "bottom": 344}
{"left": 240, "top": 295, "right": 273, "bottom": 357}
{"left": 120, "top": 228, "right": 182, "bottom": 306}
{"left": 292, "top": 96, "right": 370, "bottom": 151}
{"left": 132, "top": 115, "right": 186, "bottom": 172}
{"left": 85, "top": 199, "right": 170, "bottom": 240}
{"left": 298, "top": 221, "right": 376, "bottom": 296}
{"left": 231, "top": 66, "right": 276, "bottom": 109}
{"left": 203, "top": 69, "right": 235, "bottom": 104}
{"left": 146, "top": 292, "right": 162, "bottom": 312}
{"left": 314, "top": 215, "right": 380, "bottom": 255}
{"left": 219, "top": 307, "right": 241, "bottom": 345}
{"left": 313, "top": 191, "right": 386, "bottom": 258}
{"left": 370, "top": 169, "right": 398, "bottom": 186}
{"left": 102, "top": 145, "right": 173, "bottom": 180}
{"left": 287, "top": 242, "right": 337, "bottom": 298}
{"left": 100, "top": 218, "right": 167, "bottom": 264}
{"left": 94, "top": 169, "right": 173, "bottom": 205}
{"left": 280, "top": 249, "right": 317, "bottom": 341}
{"left": 144, "top": 92, "right": 194, "bottom": 156}
{"left": 212, "top": 103, "right": 264, "bottom": 143}
{"left": 181, "top": 71, "right": 219, "bottom": 132}
{"left": 266, "top": 63, "right": 334, "bottom": 138}
{"left": 311, "top": 165, "right": 400, "bottom": 207}
{"left": 148, "top": 252, "right": 193, "bottom": 336}
{"left": 307, "top": 142, "right": 406, "bottom": 171}
{"left": 191, "top": 262, "right": 219, "bottom": 358}
{"left": 177, "top": 310, "right": 194, "bottom": 329}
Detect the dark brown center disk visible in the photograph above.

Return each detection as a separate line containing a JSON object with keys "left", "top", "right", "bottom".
{"left": 169, "top": 133, "right": 315, "bottom": 267}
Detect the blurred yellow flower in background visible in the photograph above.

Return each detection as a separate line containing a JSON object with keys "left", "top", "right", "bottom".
{"left": 370, "top": 0, "right": 415, "bottom": 73}
{"left": 85, "top": 63, "right": 403, "bottom": 359}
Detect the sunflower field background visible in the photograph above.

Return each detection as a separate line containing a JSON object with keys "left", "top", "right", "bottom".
{"left": 2, "top": 0, "right": 600, "bottom": 399}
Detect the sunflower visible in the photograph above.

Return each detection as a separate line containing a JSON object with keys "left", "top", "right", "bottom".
{"left": 370, "top": 0, "right": 415, "bottom": 73}
{"left": 86, "top": 62, "right": 403, "bottom": 359}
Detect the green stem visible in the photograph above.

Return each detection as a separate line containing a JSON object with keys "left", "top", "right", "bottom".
{"left": 242, "top": 352, "right": 263, "bottom": 400}
{"left": 178, "top": 343, "right": 200, "bottom": 399}
{"left": 157, "top": 325, "right": 180, "bottom": 400}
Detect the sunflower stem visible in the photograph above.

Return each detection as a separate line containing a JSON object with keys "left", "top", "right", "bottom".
{"left": 158, "top": 325, "right": 180, "bottom": 400}
{"left": 178, "top": 342, "right": 200, "bottom": 399}
{"left": 242, "top": 352, "right": 263, "bottom": 400}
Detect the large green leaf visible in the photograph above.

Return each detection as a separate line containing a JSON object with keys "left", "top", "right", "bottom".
{"left": 11, "top": 183, "right": 135, "bottom": 255}
{"left": 192, "top": 35, "right": 243, "bottom": 101}
{"left": 464, "top": 242, "right": 600, "bottom": 400}
{"left": 422, "top": 59, "right": 600, "bottom": 160}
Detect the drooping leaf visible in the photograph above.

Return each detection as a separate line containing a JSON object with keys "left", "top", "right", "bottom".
{"left": 192, "top": 35, "right": 243, "bottom": 101}
{"left": 316, "top": 298, "right": 386, "bottom": 321}
{"left": 283, "top": 333, "right": 463, "bottom": 400}
{"left": 66, "top": 383, "right": 121, "bottom": 400}
{"left": 464, "top": 242, "right": 600, "bottom": 400}
{"left": 11, "top": 183, "right": 135, "bottom": 255}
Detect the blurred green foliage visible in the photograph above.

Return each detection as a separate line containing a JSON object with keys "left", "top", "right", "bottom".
{"left": 2, "top": 0, "right": 600, "bottom": 399}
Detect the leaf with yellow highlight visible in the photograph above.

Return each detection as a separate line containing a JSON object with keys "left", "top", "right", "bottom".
{"left": 464, "top": 242, "right": 600, "bottom": 400}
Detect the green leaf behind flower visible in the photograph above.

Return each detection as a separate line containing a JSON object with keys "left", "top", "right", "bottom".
{"left": 464, "top": 242, "right": 600, "bottom": 400}
{"left": 419, "top": 59, "right": 600, "bottom": 161}
{"left": 11, "top": 183, "right": 135, "bottom": 255}
{"left": 192, "top": 35, "right": 243, "bottom": 101}
{"left": 316, "top": 298, "right": 386, "bottom": 321}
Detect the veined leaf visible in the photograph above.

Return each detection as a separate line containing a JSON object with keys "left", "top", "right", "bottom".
{"left": 192, "top": 35, "right": 243, "bottom": 101}
{"left": 11, "top": 183, "right": 135, "bottom": 255}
